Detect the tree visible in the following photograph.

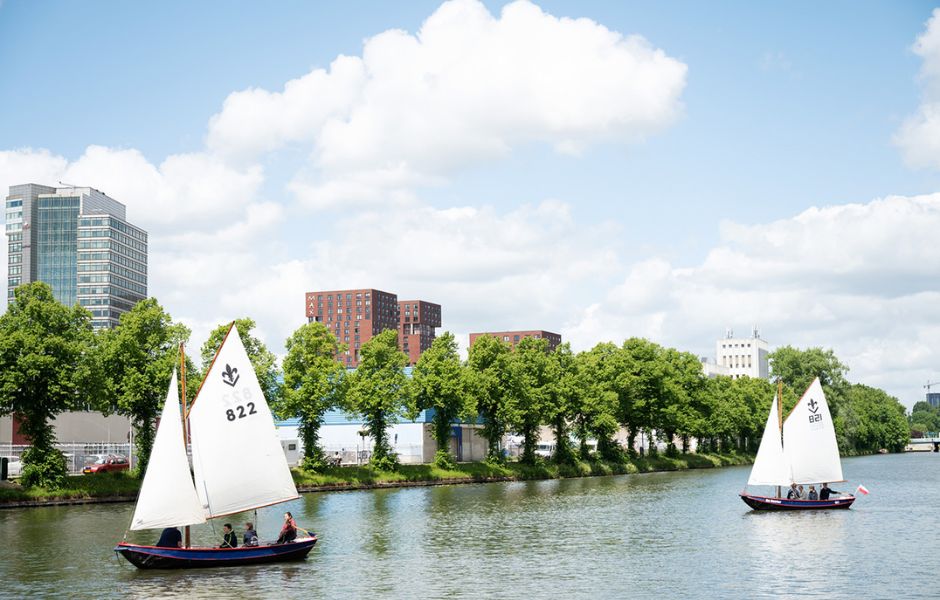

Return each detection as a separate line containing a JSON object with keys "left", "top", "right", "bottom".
{"left": 621, "top": 338, "right": 669, "bottom": 455}
{"left": 659, "top": 348, "right": 706, "bottom": 455}
{"left": 769, "top": 346, "right": 849, "bottom": 416}
{"left": 278, "top": 322, "right": 348, "bottom": 471}
{"left": 99, "top": 298, "right": 191, "bottom": 476}
{"left": 0, "top": 283, "right": 100, "bottom": 487}
{"left": 840, "top": 384, "right": 909, "bottom": 453}
{"left": 544, "top": 343, "right": 580, "bottom": 465}
{"left": 910, "top": 401, "right": 940, "bottom": 433}
{"left": 769, "top": 346, "right": 851, "bottom": 448}
{"left": 201, "top": 318, "right": 279, "bottom": 404}
{"left": 509, "top": 337, "right": 552, "bottom": 465}
{"left": 577, "top": 343, "right": 623, "bottom": 460}
{"left": 346, "top": 329, "right": 409, "bottom": 470}
{"left": 410, "top": 332, "right": 473, "bottom": 468}
{"left": 466, "top": 335, "right": 513, "bottom": 463}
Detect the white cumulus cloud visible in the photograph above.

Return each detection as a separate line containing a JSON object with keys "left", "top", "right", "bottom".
{"left": 895, "top": 9, "right": 940, "bottom": 169}
{"left": 565, "top": 192, "right": 940, "bottom": 407}
{"left": 207, "top": 0, "right": 687, "bottom": 208}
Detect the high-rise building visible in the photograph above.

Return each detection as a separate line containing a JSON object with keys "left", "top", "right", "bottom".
{"left": 305, "top": 288, "right": 399, "bottom": 366}
{"left": 715, "top": 327, "right": 769, "bottom": 379}
{"left": 399, "top": 300, "right": 441, "bottom": 365}
{"left": 468, "top": 330, "right": 562, "bottom": 352}
{"left": 5, "top": 184, "right": 148, "bottom": 329}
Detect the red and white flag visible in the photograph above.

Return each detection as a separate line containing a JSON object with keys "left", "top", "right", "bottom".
{"left": 856, "top": 484, "right": 870, "bottom": 496}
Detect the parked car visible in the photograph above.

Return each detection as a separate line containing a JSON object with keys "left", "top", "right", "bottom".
{"left": 535, "top": 443, "right": 555, "bottom": 458}
{"left": 82, "top": 454, "right": 129, "bottom": 474}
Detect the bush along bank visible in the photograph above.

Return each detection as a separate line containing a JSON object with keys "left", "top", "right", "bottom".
{"left": 0, "top": 452, "right": 753, "bottom": 507}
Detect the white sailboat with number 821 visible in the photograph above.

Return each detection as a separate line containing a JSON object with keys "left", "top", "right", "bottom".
{"left": 740, "top": 377, "right": 858, "bottom": 511}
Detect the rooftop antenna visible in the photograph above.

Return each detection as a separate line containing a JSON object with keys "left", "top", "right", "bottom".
{"left": 57, "top": 181, "right": 82, "bottom": 189}
{"left": 725, "top": 327, "right": 734, "bottom": 339}
{"left": 753, "top": 325, "right": 760, "bottom": 339}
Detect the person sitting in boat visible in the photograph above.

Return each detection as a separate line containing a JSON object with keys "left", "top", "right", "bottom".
{"left": 276, "top": 511, "right": 297, "bottom": 544}
{"left": 244, "top": 522, "right": 259, "bottom": 547}
{"left": 786, "top": 483, "right": 800, "bottom": 499}
{"left": 220, "top": 523, "right": 238, "bottom": 548}
{"left": 807, "top": 485, "right": 818, "bottom": 500}
{"left": 156, "top": 527, "right": 182, "bottom": 548}
{"left": 797, "top": 485, "right": 807, "bottom": 499}
{"left": 819, "top": 483, "right": 840, "bottom": 500}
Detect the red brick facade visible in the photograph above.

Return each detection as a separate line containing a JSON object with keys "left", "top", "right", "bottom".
{"left": 399, "top": 300, "right": 442, "bottom": 365}
{"left": 468, "top": 330, "right": 562, "bottom": 352}
{"left": 305, "top": 288, "right": 399, "bottom": 367}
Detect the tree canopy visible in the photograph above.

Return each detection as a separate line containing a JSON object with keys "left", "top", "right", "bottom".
{"left": 345, "top": 329, "right": 409, "bottom": 470}
{"left": 410, "top": 332, "right": 473, "bottom": 468}
{"left": 0, "top": 283, "right": 101, "bottom": 487}
{"left": 278, "top": 321, "right": 348, "bottom": 470}
{"left": 99, "top": 298, "right": 191, "bottom": 475}
{"left": 201, "top": 318, "right": 279, "bottom": 404}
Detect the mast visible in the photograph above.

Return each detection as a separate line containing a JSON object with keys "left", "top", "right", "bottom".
{"left": 180, "top": 343, "right": 191, "bottom": 549}
{"left": 776, "top": 378, "right": 783, "bottom": 499}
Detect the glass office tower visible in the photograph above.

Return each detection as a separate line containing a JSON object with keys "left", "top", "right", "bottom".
{"left": 5, "top": 184, "right": 148, "bottom": 329}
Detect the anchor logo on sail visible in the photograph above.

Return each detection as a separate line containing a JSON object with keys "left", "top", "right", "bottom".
{"left": 221, "top": 364, "right": 240, "bottom": 387}
{"left": 807, "top": 398, "right": 822, "bottom": 423}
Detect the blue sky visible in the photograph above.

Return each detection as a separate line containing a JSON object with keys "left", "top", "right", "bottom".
{"left": 2, "top": 1, "right": 940, "bottom": 406}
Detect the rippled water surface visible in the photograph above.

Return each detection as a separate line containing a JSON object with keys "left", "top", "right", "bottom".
{"left": 1, "top": 453, "right": 937, "bottom": 599}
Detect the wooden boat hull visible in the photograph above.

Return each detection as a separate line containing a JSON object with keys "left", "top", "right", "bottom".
{"left": 114, "top": 536, "right": 317, "bottom": 569}
{"left": 740, "top": 493, "right": 855, "bottom": 511}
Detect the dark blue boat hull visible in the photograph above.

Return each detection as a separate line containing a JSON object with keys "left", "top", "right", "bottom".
{"left": 115, "top": 536, "right": 317, "bottom": 569}
{"left": 740, "top": 493, "right": 855, "bottom": 511}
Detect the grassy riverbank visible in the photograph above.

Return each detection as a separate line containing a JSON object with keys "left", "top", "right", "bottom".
{"left": 291, "top": 451, "right": 753, "bottom": 489}
{"left": 0, "top": 452, "right": 752, "bottom": 506}
{"left": 0, "top": 472, "right": 141, "bottom": 504}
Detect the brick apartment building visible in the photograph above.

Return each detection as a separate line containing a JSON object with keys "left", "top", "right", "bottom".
{"left": 468, "top": 330, "right": 562, "bottom": 352}
{"left": 399, "top": 300, "right": 441, "bottom": 365}
{"left": 305, "top": 288, "right": 441, "bottom": 367}
{"left": 305, "top": 288, "right": 399, "bottom": 366}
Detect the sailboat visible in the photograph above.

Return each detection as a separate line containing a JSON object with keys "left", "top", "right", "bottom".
{"left": 115, "top": 325, "right": 317, "bottom": 568}
{"left": 739, "top": 377, "right": 856, "bottom": 511}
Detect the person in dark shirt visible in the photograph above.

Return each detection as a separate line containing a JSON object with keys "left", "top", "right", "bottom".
{"left": 786, "top": 483, "right": 800, "bottom": 499}
{"left": 276, "top": 511, "right": 297, "bottom": 544}
{"left": 220, "top": 523, "right": 238, "bottom": 548}
{"left": 819, "top": 483, "right": 840, "bottom": 500}
{"left": 156, "top": 527, "right": 182, "bottom": 548}
{"left": 244, "top": 522, "right": 259, "bottom": 547}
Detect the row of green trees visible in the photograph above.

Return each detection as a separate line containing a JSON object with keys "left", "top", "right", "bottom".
{"left": 0, "top": 282, "right": 912, "bottom": 486}
{"left": 910, "top": 401, "right": 940, "bottom": 433}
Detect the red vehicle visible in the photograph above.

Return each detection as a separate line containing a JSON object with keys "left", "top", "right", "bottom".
{"left": 82, "top": 455, "right": 129, "bottom": 474}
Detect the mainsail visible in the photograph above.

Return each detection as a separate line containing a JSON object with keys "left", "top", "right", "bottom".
{"left": 747, "top": 395, "right": 790, "bottom": 486}
{"left": 130, "top": 370, "right": 206, "bottom": 531}
{"left": 188, "top": 326, "right": 299, "bottom": 518}
{"left": 783, "top": 378, "right": 843, "bottom": 485}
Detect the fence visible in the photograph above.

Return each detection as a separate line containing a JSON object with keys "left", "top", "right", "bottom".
{"left": 0, "top": 443, "right": 134, "bottom": 475}
{"left": 319, "top": 443, "right": 424, "bottom": 466}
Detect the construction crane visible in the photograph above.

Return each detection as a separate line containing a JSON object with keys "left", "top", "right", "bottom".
{"left": 924, "top": 380, "right": 940, "bottom": 392}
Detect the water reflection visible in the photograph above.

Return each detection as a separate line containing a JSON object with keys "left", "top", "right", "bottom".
{"left": 1, "top": 455, "right": 938, "bottom": 599}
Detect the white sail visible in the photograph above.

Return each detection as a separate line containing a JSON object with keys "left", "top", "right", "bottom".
{"left": 130, "top": 371, "right": 206, "bottom": 531}
{"left": 747, "top": 396, "right": 790, "bottom": 486}
{"left": 188, "top": 326, "right": 299, "bottom": 518}
{"left": 783, "top": 378, "right": 844, "bottom": 485}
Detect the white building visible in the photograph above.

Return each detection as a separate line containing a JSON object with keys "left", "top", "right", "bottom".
{"left": 714, "top": 327, "right": 769, "bottom": 379}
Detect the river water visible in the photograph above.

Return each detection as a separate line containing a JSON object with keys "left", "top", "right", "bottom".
{"left": 0, "top": 453, "right": 936, "bottom": 599}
